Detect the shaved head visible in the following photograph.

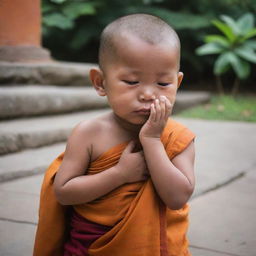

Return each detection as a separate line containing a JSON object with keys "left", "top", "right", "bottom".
{"left": 99, "top": 14, "right": 181, "bottom": 70}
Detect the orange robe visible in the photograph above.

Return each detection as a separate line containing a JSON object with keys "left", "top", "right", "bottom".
{"left": 33, "top": 119, "right": 195, "bottom": 256}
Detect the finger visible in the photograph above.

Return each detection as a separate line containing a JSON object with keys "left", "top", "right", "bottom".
{"left": 149, "top": 102, "right": 156, "bottom": 122}
{"left": 123, "top": 140, "right": 135, "bottom": 153}
{"left": 165, "top": 99, "right": 173, "bottom": 120}
{"left": 155, "top": 99, "right": 161, "bottom": 122}
{"left": 159, "top": 96, "right": 166, "bottom": 120}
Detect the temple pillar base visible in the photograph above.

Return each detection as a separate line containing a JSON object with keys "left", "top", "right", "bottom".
{"left": 0, "top": 46, "right": 51, "bottom": 62}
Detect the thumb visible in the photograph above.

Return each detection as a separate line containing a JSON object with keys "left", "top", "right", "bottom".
{"left": 123, "top": 140, "right": 135, "bottom": 154}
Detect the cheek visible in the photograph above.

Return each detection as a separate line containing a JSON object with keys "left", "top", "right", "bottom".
{"left": 162, "top": 87, "right": 177, "bottom": 104}
{"left": 107, "top": 93, "right": 129, "bottom": 110}
{"left": 109, "top": 86, "right": 134, "bottom": 101}
{"left": 169, "top": 95, "right": 176, "bottom": 105}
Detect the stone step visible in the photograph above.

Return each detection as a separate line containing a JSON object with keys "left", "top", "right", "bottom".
{"left": 0, "top": 109, "right": 110, "bottom": 155}
{"left": 173, "top": 91, "right": 210, "bottom": 113}
{"left": 0, "top": 85, "right": 108, "bottom": 119}
{"left": 0, "top": 92, "right": 210, "bottom": 155}
{"left": 0, "top": 91, "right": 210, "bottom": 155}
{"left": 0, "top": 61, "right": 96, "bottom": 86}
{"left": 0, "top": 85, "right": 210, "bottom": 120}
{"left": 0, "top": 143, "right": 66, "bottom": 182}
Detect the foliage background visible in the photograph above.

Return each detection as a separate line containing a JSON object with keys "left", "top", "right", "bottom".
{"left": 42, "top": 0, "right": 256, "bottom": 92}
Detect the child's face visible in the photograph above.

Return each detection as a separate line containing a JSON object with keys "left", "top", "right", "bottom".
{"left": 93, "top": 34, "right": 183, "bottom": 125}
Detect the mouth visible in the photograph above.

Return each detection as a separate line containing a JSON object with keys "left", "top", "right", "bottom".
{"left": 135, "top": 108, "right": 151, "bottom": 115}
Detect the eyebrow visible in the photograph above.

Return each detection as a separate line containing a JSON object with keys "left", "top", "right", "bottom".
{"left": 123, "top": 69, "right": 141, "bottom": 75}
{"left": 122, "top": 69, "right": 174, "bottom": 76}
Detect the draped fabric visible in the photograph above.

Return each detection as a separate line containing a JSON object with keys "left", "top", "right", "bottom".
{"left": 33, "top": 119, "right": 195, "bottom": 256}
{"left": 64, "top": 211, "right": 112, "bottom": 256}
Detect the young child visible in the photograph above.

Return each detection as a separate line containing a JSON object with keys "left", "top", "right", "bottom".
{"left": 34, "top": 14, "right": 195, "bottom": 256}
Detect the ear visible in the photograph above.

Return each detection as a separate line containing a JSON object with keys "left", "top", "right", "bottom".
{"left": 90, "top": 68, "right": 106, "bottom": 96}
{"left": 177, "top": 72, "right": 184, "bottom": 88}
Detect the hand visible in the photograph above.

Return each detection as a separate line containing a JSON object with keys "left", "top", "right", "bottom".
{"left": 139, "top": 96, "right": 173, "bottom": 141}
{"left": 116, "top": 141, "right": 149, "bottom": 184}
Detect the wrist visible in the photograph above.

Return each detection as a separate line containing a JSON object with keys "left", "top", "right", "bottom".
{"left": 140, "top": 136, "right": 162, "bottom": 145}
{"left": 111, "top": 164, "right": 126, "bottom": 186}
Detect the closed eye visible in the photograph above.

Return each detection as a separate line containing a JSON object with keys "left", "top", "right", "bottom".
{"left": 158, "top": 82, "right": 170, "bottom": 87}
{"left": 122, "top": 80, "right": 139, "bottom": 85}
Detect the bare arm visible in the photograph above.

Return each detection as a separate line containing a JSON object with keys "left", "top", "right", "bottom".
{"left": 141, "top": 138, "right": 195, "bottom": 210}
{"left": 54, "top": 122, "right": 148, "bottom": 205}
{"left": 139, "top": 96, "right": 195, "bottom": 210}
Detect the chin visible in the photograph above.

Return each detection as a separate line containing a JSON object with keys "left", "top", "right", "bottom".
{"left": 131, "top": 118, "right": 148, "bottom": 125}
{"left": 113, "top": 113, "right": 145, "bottom": 126}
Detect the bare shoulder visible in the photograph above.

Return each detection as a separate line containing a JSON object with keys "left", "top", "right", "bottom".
{"left": 56, "top": 113, "right": 111, "bottom": 179}
{"left": 67, "top": 112, "right": 128, "bottom": 162}
{"left": 68, "top": 113, "right": 111, "bottom": 150}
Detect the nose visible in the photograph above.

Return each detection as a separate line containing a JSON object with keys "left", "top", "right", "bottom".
{"left": 139, "top": 86, "right": 156, "bottom": 102}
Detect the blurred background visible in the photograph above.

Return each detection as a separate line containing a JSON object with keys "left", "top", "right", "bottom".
{"left": 0, "top": 1, "right": 256, "bottom": 255}
{"left": 40, "top": 0, "right": 256, "bottom": 123}
{"left": 42, "top": 0, "right": 256, "bottom": 93}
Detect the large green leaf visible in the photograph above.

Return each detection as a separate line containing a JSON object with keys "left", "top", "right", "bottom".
{"left": 42, "top": 3, "right": 55, "bottom": 13}
{"left": 196, "top": 43, "right": 224, "bottom": 55}
{"left": 227, "top": 53, "right": 250, "bottom": 79}
{"left": 212, "top": 20, "right": 236, "bottom": 42}
{"left": 214, "top": 52, "right": 250, "bottom": 79}
{"left": 243, "top": 28, "right": 256, "bottom": 40}
{"left": 71, "top": 25, "right": 99, "bottom": 49}
{"left": 220, "top": 15, "right": 241, "bottom": 36}
{"left": 214, "top": 53, "right": 231, "bottom": 75}
{"left": 43, "top": 13, "right": 73, "bottom": 29}
{"left": 235, "top": 46, "right": 256, "bottom": 64}
{"left": 163, "top": 12, "right": 211, "bottom": 30}
{"left": 143, "top": 0, "right": 164, "bottom": 4}
{"left": 237, "top": 13, "right": 254, "bottom": 34}
{"left": 50, "top": 0, "right": 66, "bottom": 4}
{"left": 126, "top": 6, "right": 212, "bottom": 30}
{"left": 204, "top": 35, "right": 230, "bottom": 48}
{"left": 244, "top": 40, "right": 256, "bottom": 50}
{"left": 63, "top": 2, "right": 96, "bottom": 19}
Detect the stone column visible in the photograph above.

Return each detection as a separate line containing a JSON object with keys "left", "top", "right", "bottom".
{"left": 0, "top": 0, "right": 51, "bottom": 62}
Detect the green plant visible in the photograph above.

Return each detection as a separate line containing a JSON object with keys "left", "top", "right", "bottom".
{"left": 42, "top": 0, "right": 256, "bottom": 89}
{"left": 42, "top": 0, "right": 213, "bottom": 62}
{"left": 196, "top": 13, "right": 256, "bottom": 95}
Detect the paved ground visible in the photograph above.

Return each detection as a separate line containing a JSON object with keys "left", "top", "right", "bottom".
{"left": 0, "top": 117, "right": 256, "bottom": 256}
